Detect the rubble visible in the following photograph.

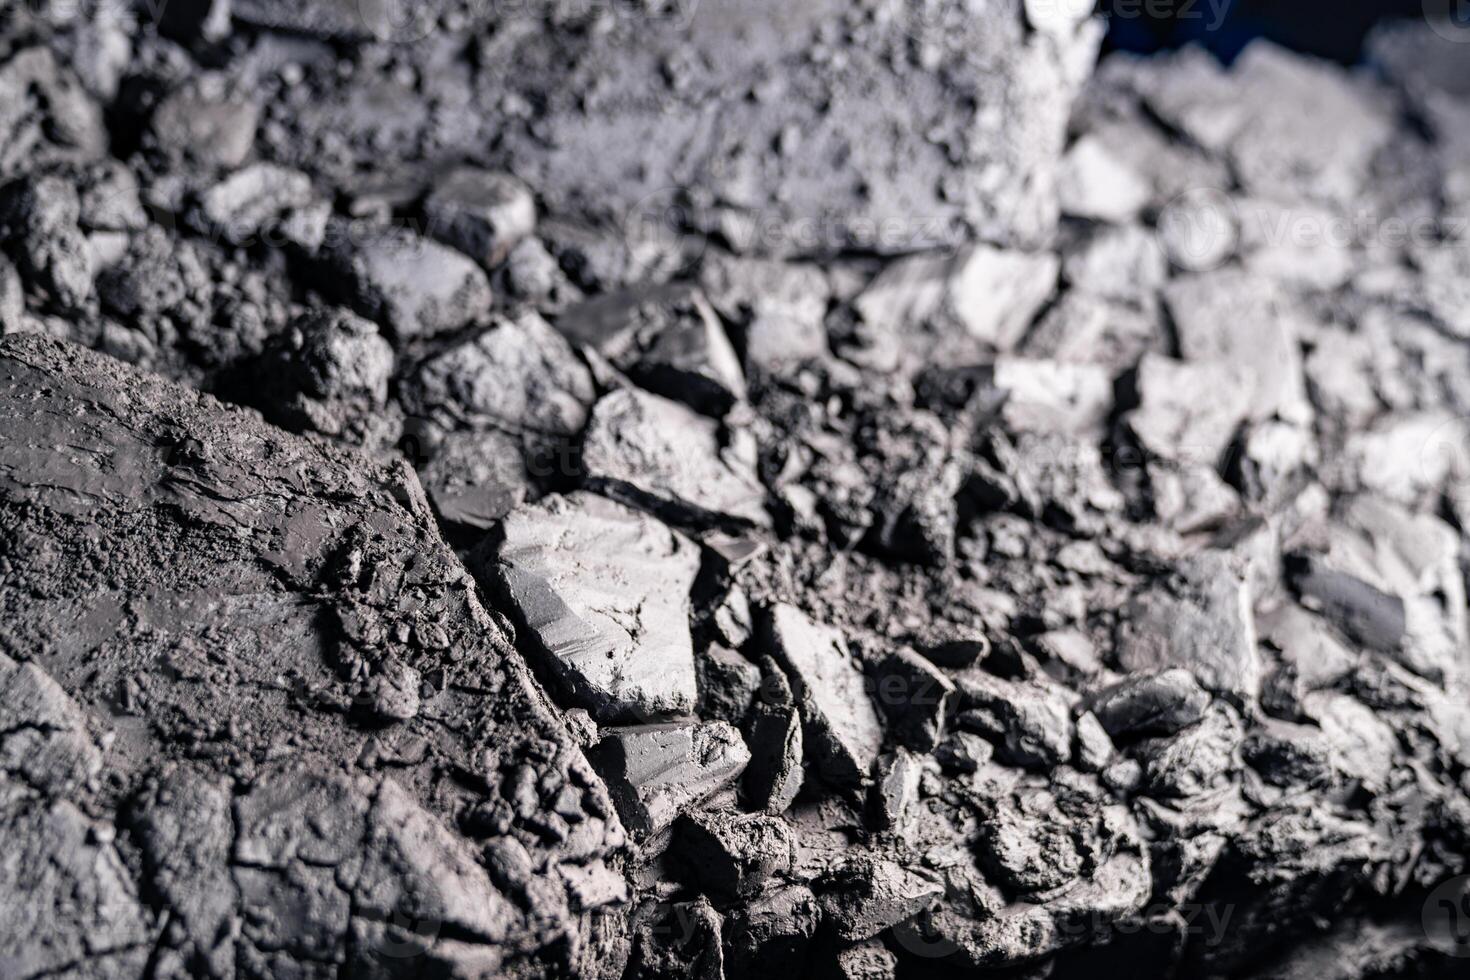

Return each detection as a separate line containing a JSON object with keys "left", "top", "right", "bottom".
{"left": 3, "top": 6, "right": 1469, "bottom": 979}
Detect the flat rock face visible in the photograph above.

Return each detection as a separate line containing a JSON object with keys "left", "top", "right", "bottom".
{"left": 589, "top": 722, "right": 751, "bottom": 838}
{"left": 0, "top": 335, "right": 624, "bottom": 977}
{"left": 490, "top": 491, "right": 702, "bottom": 723}
{"left": 763, "top": 605, "right": 883, "bottom": 787}
{"left": 486, "top": 0, "right": 1100, "bottom": 255}
{"left": 582, "top": 386, "right": 770, "bottom": 530}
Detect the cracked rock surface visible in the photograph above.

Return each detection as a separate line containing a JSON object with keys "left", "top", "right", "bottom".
{"left": 1, "top": 2, "right": 1470, "bottom": 979}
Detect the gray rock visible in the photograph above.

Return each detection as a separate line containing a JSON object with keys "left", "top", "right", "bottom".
{"left": 149, "top": 86, "right": 259, "bottom": 171}
{"left": 404, "top": 310, "right": 595, "bottom": 448}
{"left": 818, "top": 856, "right": 943, "bottom": 942}
{"left": 424, "top": 167, "right": 536, "bottom": 269}
{"left": 491, "top": 492, "right": 701, "bottom": 723}
{"left": 195, "top": 163, "right": 320, "bottom": 247}
{"left": 556, "top": 282, "right": 745, "bottom": 415}
{"left": 582, "top": 387, "right": 770, "bottom": 530}
{"left": 589, "top": 722, "right": 750, "bottom": 838}
{"left": 696, "top": 645, "right": 762, "bottom": 727}
{"left": 235, "top": 307, "right": 395, "bottom": 447}
{"left": 763, "top": 605, "right": 883, "bottom": 787}
{"left": 955, "top": 672, "right": 1074, "bottom": 770}
{"left": 872, "top": 647, "right": 956, "bottom": 753}
{"left": 0, "top": 176, "right": 93, "bottom": 310}
{"left": 742, "top": 661, "right": 804, "bottom": 815}
{"left": 855, "top": 244, "right": 1058, "bottom": 351}
{"left": 1116, "top": 552, "right": 1260, "bottom": 703}
{"left": 1126, "top": 353, "right": 1255, "bottom": 467}
{"left": 419, "top": 428, "right": 533, "bottom": 529}
{"left": 233, "top": 0, "right": 406, "bottom": 41}
{"left": 721, "top": 884, "right": 820, "bottom": 978}
{"left": 0, "top": 800, "right": 151, "bottom": 979}
{"left": 1088, "top": 669, "right": 1212, "bottom": 738}
{"left": 673, "top": 809, "right": 794, "bottom": 900}
{"left": 321, "top": 221, "right": 493, "bottom": 340}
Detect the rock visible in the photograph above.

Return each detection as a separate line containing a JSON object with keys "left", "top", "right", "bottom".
{"left": 556, "top": 282, "right": 745, "bottom": 415}
{"left": 320, "top": 221, "right": 492, "bottom": 340}
{"left": 1074, "top": 711, "right": 1115, "bottom": 771}
{"left": 855, "top": 245, "right": 1058, "bottom": 351}
{"left": 0, "top": 655, "right": 103, "bottom": 796}
{"left": 742, "top": 662, "right": 804, "bottom": 815}
{"left": 0, "top": 176, "right": 93, "bottom": 310}
{"left": 1125, "top": 353, "right": 1255, "bottom": 466}
{"left": 625, "top": 897, "right": 725, "bottom": 980}
{"left": 700, "top": 253, "right": 831, "bottom": 371}
{"left": 0, "top": 49, "right": 107, "bottom": 170}
{"left": 832, "top": 940, "right": 898, "bottom": 980}
{"left": 233, "top": 0, "right": 406, "bottom": 41}
{"left": 1116, "top": 552, "right": 1260, "bottom": 703}
{"left": 1135, "top": 705, "right": 1243, "bottom": 798}
{"left": 424, "top": 167, "right": 536, "bottom": 268}
{"left": 955, "top": 672, "right": 1073, "bottom": 769}
{"left": 872, "top": 647, "right": 956, "bottom": 753}
{"left": 233, "top": 307, "right": 395, "bottom": 447}
{"left": 721, "top": 884, "right": 820, "bottom": 978}
{"left": 696, "top": 645, "right": 763, "bottom": 727}
{"left": 589, "top": 722, "right": 751, "bottom": 837}
{"left": 582, "top": 387, "right": 770, "bottom": 530}
{"left": 195, "top": 163, "right": 320, "bottom": 247}
{"left": 1057, "top": 135, "right": 1152, "bottom": 223}
{"left": 1162, "top": 270, "right": 1311, "bottom": 424}
{"left": 418, "top": 428, "right": 533, "bottom": 529}
{"left": 404, "top": 311, "right": 595, "bottom": 451}
{"left": 994, "top": 357, "right": 1114, "bottom": 438}
{"left": 0, "top": 334, "right": 624, "bottom": 973}
{"left": 495, "top": 0, "right": 1100, "bottom": 254}
{"left": 1088, "top": 669, "right": 1212, "bottom": 738}
{"left": 1300, "top": 692, "right": 1397, "bottom": 794}
{"left": 0, "top": 800, "right": 151, "bottom": 979}
{"left": 673, "top": 809, "right": 794, "bottom": 900}
{"left": 872, "top": 750, "right": 923, "bottom": 833}
{"left": 818, "top": 857, "right": 943, "bottom": 942}
{"left": 490, "top": 492, "right": 701, "bottom": 723}
{"left": 149, "top": 86, "right": 259, "bottom": 171}
{"left": 763, "top": 605, "right": 883, "bottom": 787}
{"left": 1062, "top": 223, "right": 1167, "bottom": 303}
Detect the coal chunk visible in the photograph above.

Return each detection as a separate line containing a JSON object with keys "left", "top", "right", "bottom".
{"left": 424, "top": 167, "right": 536, "bottom": 268}
{"left": 763, "top": 605, "right": 883, "bottom": 788}
{"left": 589, "top": 722, "right": 750, "bottom": 838}
{"left": 582, "top": 387, "right": 770, "bottom": 530}
{"left": 557, "top": 282, "right": 746, "bottom": 415}
{"left": 320, "top": 221, "right": 493, "bottom": 340}
{"left": 490, "top": 492, "right": 701, "bottom": 723}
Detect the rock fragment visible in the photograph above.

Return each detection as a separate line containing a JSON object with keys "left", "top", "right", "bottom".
{"left": 582, "top": 387, "right": 769, "bottom": 530}
{"left": 490, "top": 492, "right": 701, "bottom": 723}
{"left": 589, "top": 722, "right": 751, "bottom": 837}
{"left": 557, "top": 282, "right": 745, "bottom": 415}
{"left": 763, "top": 605, "right": 883, "bottom": 787}
{"left": 424, "top": 167, "right": 536, "bottom": 268}
{"left": 1116, "top": 552, "right": 1260, "bottom": 702}
{"left": 321, "top": 221, "right": 492, "bottom": 340}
